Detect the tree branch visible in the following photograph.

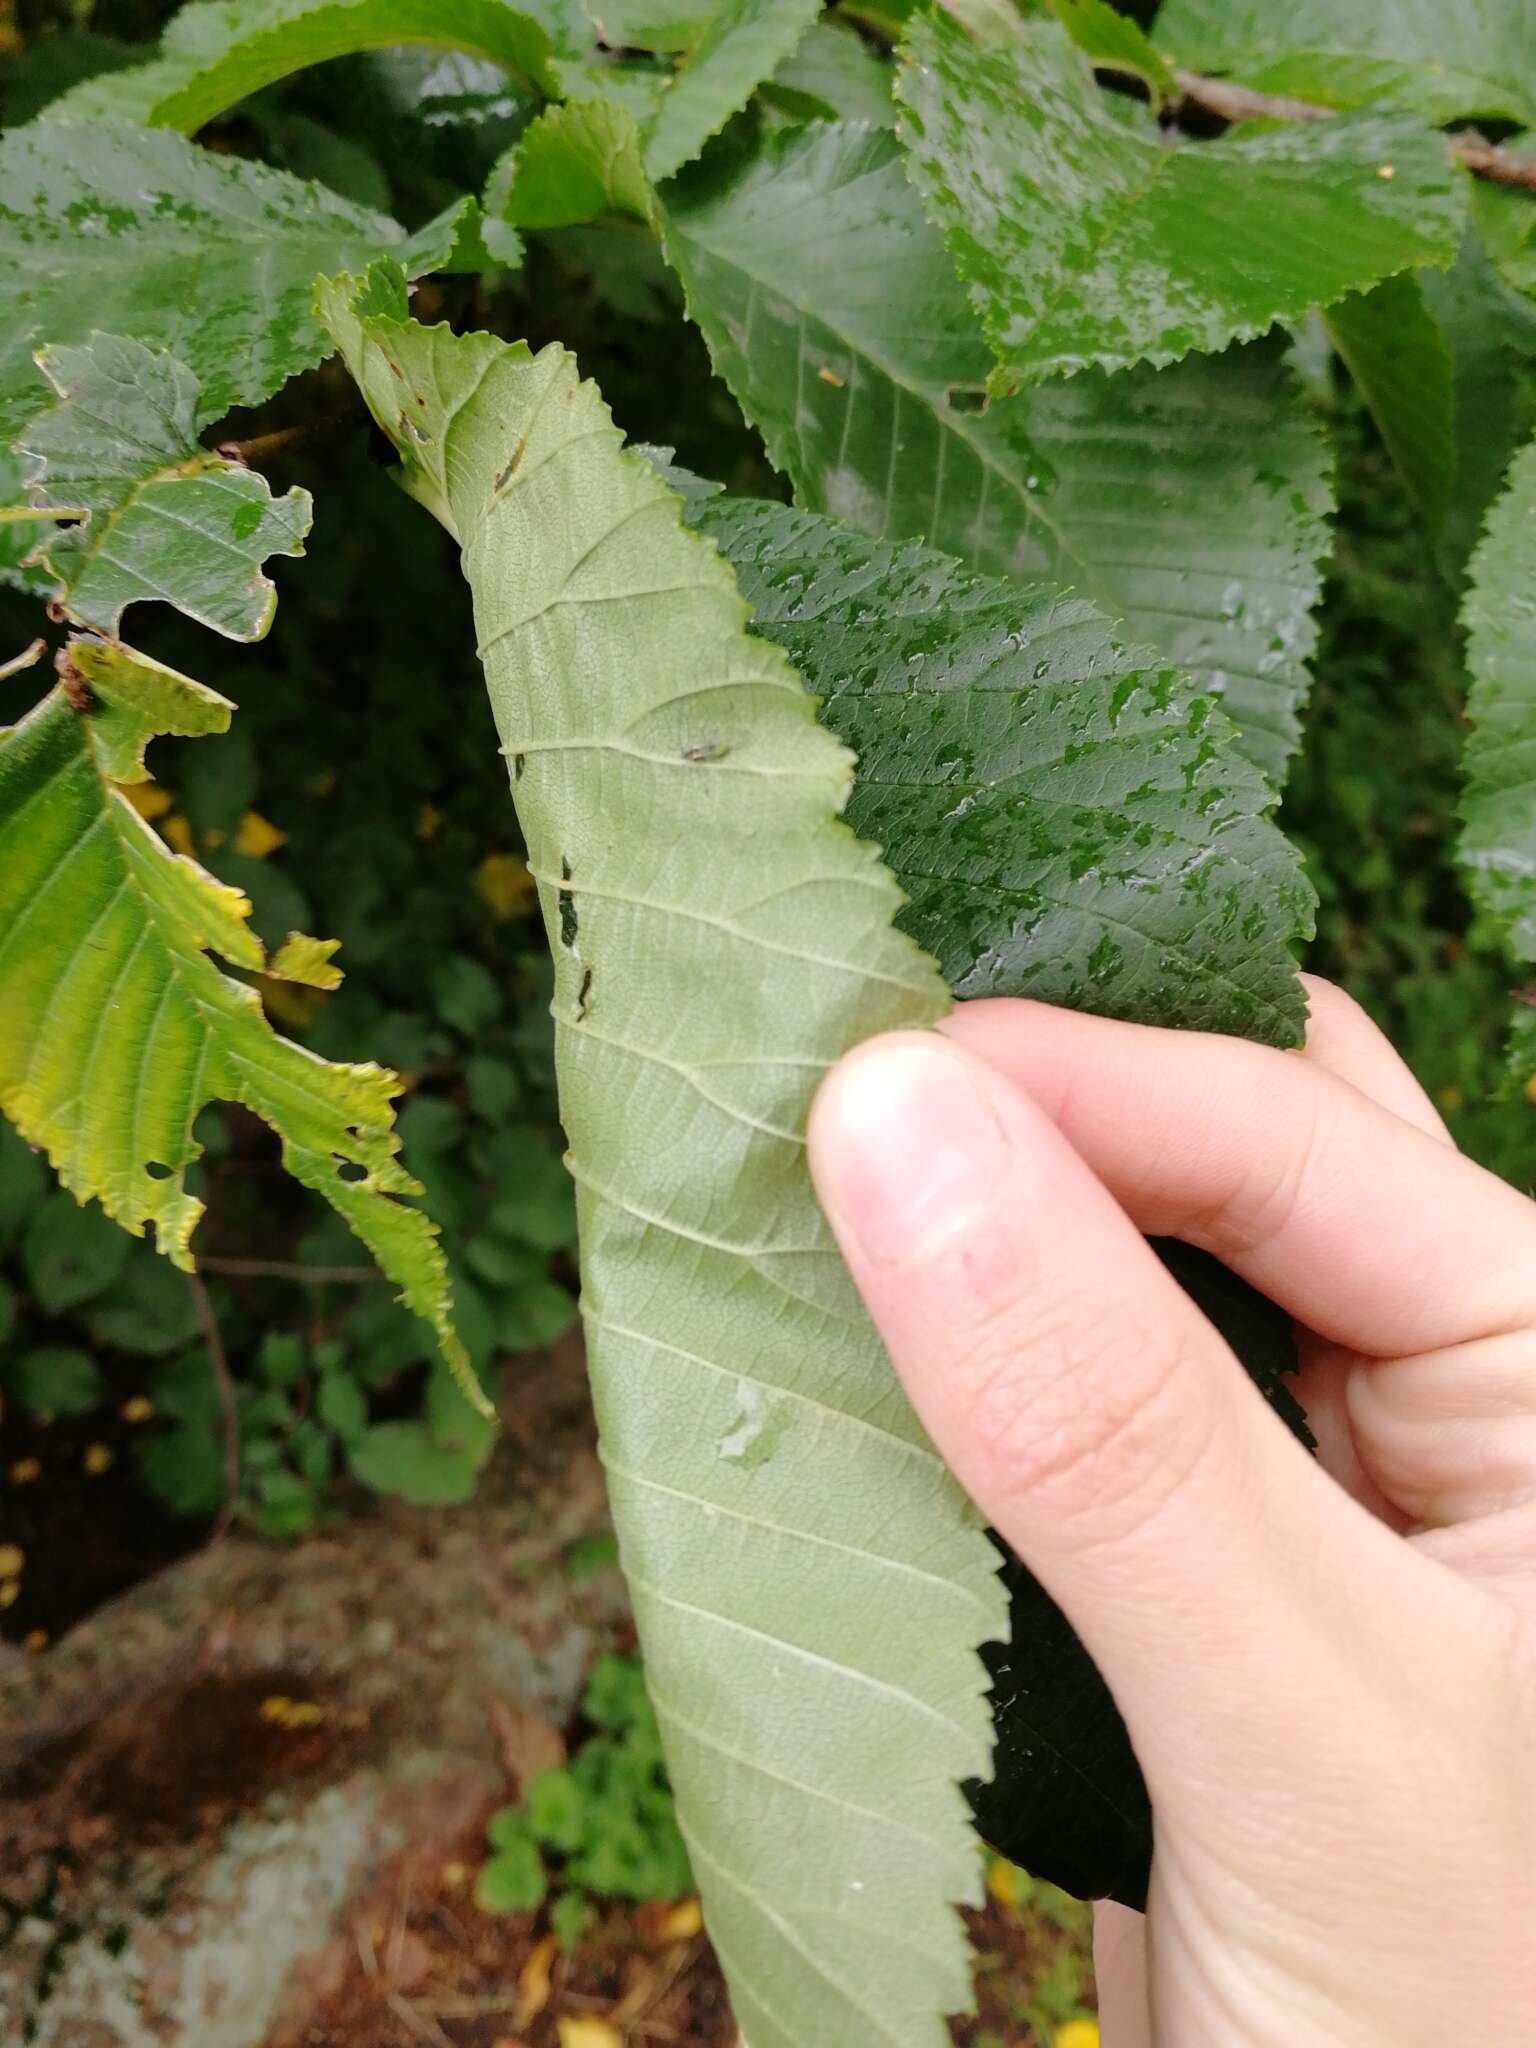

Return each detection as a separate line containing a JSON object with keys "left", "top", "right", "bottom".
{"left": 1171, "top": 67, "right": 1536, "bottom": 191}
{"left": 196, "top": 1254, "right": 381, "bottom": 1283}
{"left": 189, "top": 1267, "right": 241, "bottom": 1542}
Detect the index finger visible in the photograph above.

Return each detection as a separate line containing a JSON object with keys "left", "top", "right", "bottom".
{"left": 941, "top": 998, "right": 1536, "bottom": 1358}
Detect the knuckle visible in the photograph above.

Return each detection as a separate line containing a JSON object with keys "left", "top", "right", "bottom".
{"left": 959, "top": 1283, "right": 1210, "bottom": 1541}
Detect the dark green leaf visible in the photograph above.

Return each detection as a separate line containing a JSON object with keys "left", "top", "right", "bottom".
{"left": 1325, "top": 275, "right": 1456, "bottom": 541}
{"left": 21, "top": 1190, "right": 131, "bottom": 1312}
{"left": 662, "top": 120, "right": 1335, "bottom": 781}
{"left": 348, "top": 1417, "right": 487, "bottom": 1503}
{"left": 0, "top": 119, "right": 426, "bottom": 459}
{"left": 1155, "top": 0, "right": 1536, "bottom": 126}
{"left": 1460, "top": 439, "right": 1536, "bottom": 1080}
{"left": 894, "top": 11, "right": 1464, "bottom": 387}
{"left": 138, "top": 1419, "right": 226, "bottom": 1515}
{"left": 11, "top": 1345, "right": 105, "bottom": 1418}
{"left": 688, "top": 490, "right": 1311, "bottom": 1040}
{"left": 85, "top": 1254, "right": 202, "bottom": 1356}
{"left": 55, "top": 0, "right": 563, "bottom": 131}
{"left": 317, "top": 1369, "right": 369, "bottom": 1442}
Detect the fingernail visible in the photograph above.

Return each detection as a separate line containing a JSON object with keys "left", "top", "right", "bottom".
{"left": 811, "top": 1038, "right": 1009, "bottom": 1263}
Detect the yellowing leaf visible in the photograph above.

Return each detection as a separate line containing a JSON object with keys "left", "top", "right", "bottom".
{"left": 233, "top": 808, "right": 287, "bottom": 858}
{"left": 0, "top": 637, "right": 471, "bottom": 1395}
{"left": 268, "top": 932, "right": 343, "bottom": 989}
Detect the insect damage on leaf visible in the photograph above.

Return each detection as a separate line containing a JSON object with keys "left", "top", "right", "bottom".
{"left": 0, "top": 636, "right": 476, "bottom": 1403}
{"left": 16, "top": 332, "right": 312, "bottom": 640}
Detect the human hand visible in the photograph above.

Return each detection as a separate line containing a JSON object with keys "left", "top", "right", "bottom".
{"left": 807, "top": 978, "right": 1536, "bottom": 2047}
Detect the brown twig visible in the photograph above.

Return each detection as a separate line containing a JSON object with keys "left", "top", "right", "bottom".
{"left": 195, "top": 1254, "right": 381, "bottom": 1283}
{"left": 1171, "top": 67, "right": 1536, "bottom": 190}
{"left": 188, "top": 1266, "right": 241, "bottom": 1542}
{"left": 0, "top": 638, "right": 45, "bottom": 686}
{"left": 215, "top": 422, "right": 313, "bottom": 467}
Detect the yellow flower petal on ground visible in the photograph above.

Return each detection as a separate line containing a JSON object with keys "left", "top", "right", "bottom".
{"left": 0, "top": 1544, "right": 22, "bottom": 1577}
{"left": 233, "top": 809, "right": 286, "bottom": 858}
{"left": 557, "top": 2022, "right": 621, "bottom": 2048}
{"left": 985, "top": 1852, "right": 1023, "bottom": 1908}
{"left": 416, "top": 799, "right": 444, "bottom": 842}
{"left": 475, "top": 851, "right": 534, "bottom": 921}
{"left": 83, "top": 1442, "right": 114, "bottom": 1474}
{"left": 662, "top": 1897, "right": 703, "bottom": 1940}
{"left": 516, "top": 1933, "right": 558, "bottom": 2028}
{"left": 1055, "top": 2021, "right": 1100, "bottom": 2048}
{"left": 119, "top": 780, "right": 173, "bottom": 821}
{"left": 161, "top": 812, "right": 195, "bottom": 857}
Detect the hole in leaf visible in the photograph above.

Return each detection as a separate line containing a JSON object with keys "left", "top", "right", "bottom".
{"left": 144, "top": 1161, "right": 173, "bottom": 1181}
{"left": 577, "top": 967, "right": 593, "bottom": 1019}
{"left": 945, "top": 385, "right": 990, "bottom": 416}
{"left": 336, "top": 1161, "right": 369, "bottom": 1184}
{"left": 558, "top": 858, "right": 578, "bottom": 950}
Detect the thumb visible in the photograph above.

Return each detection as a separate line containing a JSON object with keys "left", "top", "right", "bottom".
{"left": 806, "top": 1031, "right": 1481, "bottom": 1799}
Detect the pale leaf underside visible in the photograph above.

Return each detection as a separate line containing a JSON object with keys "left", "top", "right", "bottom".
{"left": 319, "top": 263, "right": 1006, "bottom": 2048}
{"left": 662, "top": 119, "right": 1335, "bottom": 780}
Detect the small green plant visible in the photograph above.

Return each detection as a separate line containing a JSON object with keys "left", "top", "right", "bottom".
{"left": 476, "top": 1652, "right": 692, "bottom": 1947}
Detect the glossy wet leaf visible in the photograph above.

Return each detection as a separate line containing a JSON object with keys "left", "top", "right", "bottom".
{"left": 1460, "top": 439, "right": 1536, "bottom": 1079}
{"left": 0, "top": 119, "right": 429, "bottom": 460}
{"left": 320, "top": 260, "right": 1005, "bottom": 2048}
{"left": 662, "top": 119, "right": 1335, "bottom": 779}
{"left": 641, "top": 0, "right": 822, "bottom": 179}
{"left": 15, "top": 333, "right": 313, "bottom": 639}
{"left": 684, "top": 488, "right": 1311, "bottom": 1042}
{"left": 0, "top": 639, "right": 468, "bottom": 1379}
{"left": 1155, "top": 0, "right": 1536, "bottom": 127}
{"left": 894, "top": 11, "right": 1463, "bottom": 387}
{"left": 54, "top": 0, "right": 564, "bottom": 130}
